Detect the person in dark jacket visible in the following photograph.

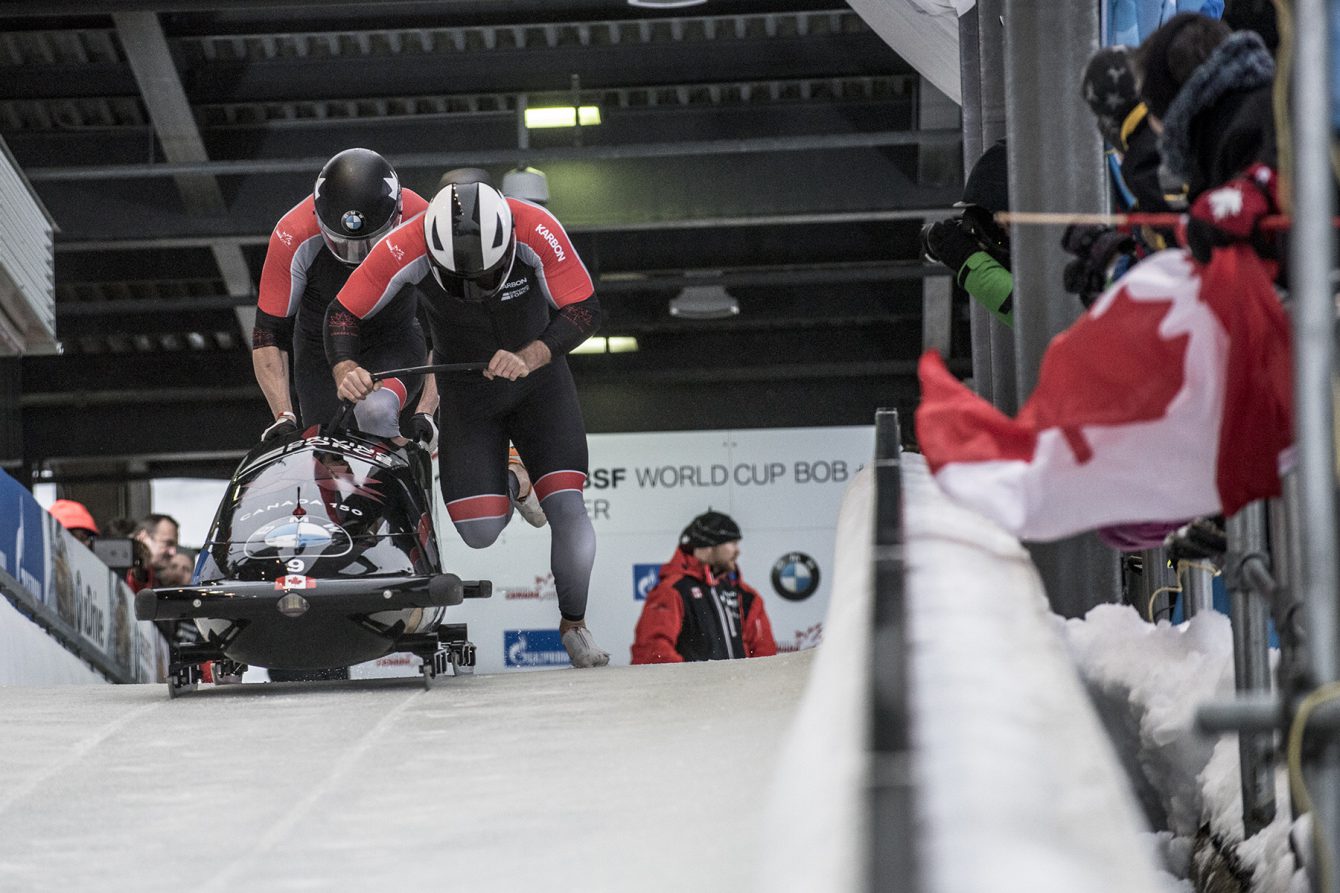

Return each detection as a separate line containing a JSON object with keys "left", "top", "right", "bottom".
{"left": 631, "top": 510, "right": 778, "bottom": 664}
{"left": 920, "top": 139, "right": 1014, "bottom": 327}
{"left": 1137, "top": 13, "right": 1279, "bottom": 265}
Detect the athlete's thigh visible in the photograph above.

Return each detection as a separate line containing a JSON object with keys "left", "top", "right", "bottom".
{"left": 437, "top": 381, "right": 511, "bottom": 504}
{"left": 506, "top": 361, "right": 589, "bottom": 483}
{"left": 293, "top": 334, "right": 340, "bottom": 428}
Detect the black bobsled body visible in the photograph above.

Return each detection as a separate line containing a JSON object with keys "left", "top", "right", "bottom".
{"left": 134, "top": 429, "right": 490, "bottom": 681}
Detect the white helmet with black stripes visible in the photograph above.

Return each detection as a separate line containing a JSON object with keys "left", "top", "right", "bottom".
{"left": 423, "top": 181, "right": 517, "bottom": 303}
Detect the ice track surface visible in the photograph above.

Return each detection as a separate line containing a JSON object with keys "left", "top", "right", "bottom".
{"left": 0, "top": 654, "right": 811, "bottom": 893}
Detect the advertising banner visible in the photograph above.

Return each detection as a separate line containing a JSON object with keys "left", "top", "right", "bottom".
{"left": 0, "top": 469, "right": 166, "bottom": 683}
{"left": 0, "top": 470, "right": 50, "bottom": 605}
{"left": 431, "top": 425, "right": 873, "bottom": 674}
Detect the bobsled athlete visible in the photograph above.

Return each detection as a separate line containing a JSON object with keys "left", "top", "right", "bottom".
{"left": 251, "top": 147, "right": 437, "bottom": 442}
{"left": 327, "top": 181, "right": 609, "bottom": 668}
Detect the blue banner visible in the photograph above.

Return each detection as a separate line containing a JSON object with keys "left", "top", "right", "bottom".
{"left": 0, "top": 470, "right": 48, "bottom": 604}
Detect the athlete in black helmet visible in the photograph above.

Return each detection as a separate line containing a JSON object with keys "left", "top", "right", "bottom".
{"left": 252, "top": 148, "right": 436, "bottom": 442}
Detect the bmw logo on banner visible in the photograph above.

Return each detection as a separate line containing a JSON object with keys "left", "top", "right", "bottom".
{"left": 771, "top": 551, "right": 821, "bottom": 601}
{"left": 633, "top": 563, "right": 660, "bottom": 601}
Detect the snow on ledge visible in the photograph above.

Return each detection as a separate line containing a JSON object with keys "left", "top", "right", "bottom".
{"left": 902, "top": 451, "right": 1172, "bottom": 892}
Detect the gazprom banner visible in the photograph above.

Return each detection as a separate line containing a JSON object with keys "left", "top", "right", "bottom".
{"left": 0, "top": 469, "right": 166, "bottom": 683}
{"left": 424, "top": 426, "right": 873, "bottom": 675}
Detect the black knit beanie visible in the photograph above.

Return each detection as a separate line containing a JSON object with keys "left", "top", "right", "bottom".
{"left": 680, "top": 510, "right": 742, "bottom": 549}
{"left": 1082, "top": 46, "right": 1139, "bottom": 146}
{"left": 1138, "top": 13, "right": 1232, "bottom": 119}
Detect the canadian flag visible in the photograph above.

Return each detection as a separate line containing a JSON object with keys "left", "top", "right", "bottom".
{"left": 915, "top": 246, "right": 1293, "bottom": 542}
{"left": 274, "top": 574, "right": 316, "bottom": 590}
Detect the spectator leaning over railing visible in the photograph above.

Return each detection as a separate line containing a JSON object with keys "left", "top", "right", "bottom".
{"left": 1137, "top": 13, "right": 1279, "bottom": 268}
{"left": 631, "top": 511, "right": 777, "bottom": 664}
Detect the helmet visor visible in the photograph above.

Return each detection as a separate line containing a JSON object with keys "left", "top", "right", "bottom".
{"left": 430, "top": 237, "right": 516, "bottom": 303}
{"left": 319, "top": 208, "right": 401, "bottom": 266}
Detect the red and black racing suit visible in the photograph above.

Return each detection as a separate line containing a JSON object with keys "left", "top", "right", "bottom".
{"left": 253, "top": 189, "right": 430, "bottom": 428}
{"left": 327, "top": 198, "right": 602, "bottom": 622}
{"left": 631, "top": 548, "right": 778, "bottom": 663}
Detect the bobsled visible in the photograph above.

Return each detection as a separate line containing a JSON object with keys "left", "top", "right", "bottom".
{"left": 134, "top": 365, "right": 492, "bottom": 696}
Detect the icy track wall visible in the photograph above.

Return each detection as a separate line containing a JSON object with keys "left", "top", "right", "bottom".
{"left": 897, "top": 452, "right": 1172, "bottom": 892}
{"left": 0, "top": 469, "right": 167, "bottom": 684}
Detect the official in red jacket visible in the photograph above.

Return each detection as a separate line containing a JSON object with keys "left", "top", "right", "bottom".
{"left": 632, "top": 511, "right": 778, "bottom": 664}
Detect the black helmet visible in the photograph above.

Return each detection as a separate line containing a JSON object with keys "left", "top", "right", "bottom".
{"left": 313, "top": 148, "right": 403, "bottom": 265}
{"left": 423, "top": 182, "right": 517, "bottom": 303}
{"left": 958, "top": 139, "right": 1009, "bottom": 213}
{"left": 680, "top": 510, "right": 742, "bottom": 550}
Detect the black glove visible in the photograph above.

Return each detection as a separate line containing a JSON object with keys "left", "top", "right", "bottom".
{"left": 261, "top": 412, "right": 298, "bottom": 442}
{"left": 923, "top": 218, "right": 981, "bottom": 275}
{"left": 404, "top": 412, "right": 438, "bottom": 453}
{"left": 1164, "top": 515, "right": 1227, "bottom": 566}
{"left": 1062, "top": 224, "right": 1135, "bottom": 308}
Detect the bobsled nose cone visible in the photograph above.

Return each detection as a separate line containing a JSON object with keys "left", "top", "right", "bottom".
{"left": 276, "top": 592, "right": 310, "bottom": 618}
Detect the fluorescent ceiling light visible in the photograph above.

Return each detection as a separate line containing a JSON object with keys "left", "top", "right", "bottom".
{"left": 668, "top": 284, "right": 739, "bottom": 320}
{"left": 628, "top": 0, "right": 708, "bottom": 7}
{"left": 524, "top": 106, "right": 602, "bottom": 129}
{"left": 571, "top": 336, "right": 638, "bottom": 355}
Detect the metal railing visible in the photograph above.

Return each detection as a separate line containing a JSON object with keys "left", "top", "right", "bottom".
{"left": 868, "top": 407, "right": 917, "bottom": 893}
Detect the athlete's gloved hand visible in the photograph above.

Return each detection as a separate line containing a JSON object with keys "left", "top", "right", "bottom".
{"left": 922, "top": 218, "right": 980, "bottom": 274}
{"left": 1061, "top": 224, "right": 1135, "bottom": 308}
{"left": 261, "top": 411, "right": 298, "bottom": 442}
{"left": 1180, "top": 163, "right": 1278, "bottom": 264}
{"left": 404, "top": 412, "right": 438, "bottom": 454}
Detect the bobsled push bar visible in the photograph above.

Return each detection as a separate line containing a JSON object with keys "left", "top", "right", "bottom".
{"left": 328, "top": 361, "right": 489, "bottom": 433}
{"left": 135, "top": 574, "right": 493, "bottom": 622}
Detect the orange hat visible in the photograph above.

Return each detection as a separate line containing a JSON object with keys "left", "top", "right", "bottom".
{"left": 50, "top": 499, "right": 100, "bottom": 535}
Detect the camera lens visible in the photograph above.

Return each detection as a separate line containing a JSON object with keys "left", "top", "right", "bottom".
{"left": 918, "top": 223, "right": 939, "bottom": 263}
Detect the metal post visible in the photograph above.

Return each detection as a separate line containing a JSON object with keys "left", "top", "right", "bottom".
{"left": 1291, "top": 0, "right": 1340, "bottom": 886}
{"left": 1139, "top": 547, "right": 1179, "bottom": 622}
{"left": 1182, "top": 563, "right": 1215, "bottom": 619}
{"left": 976, "top": 0, "right": 1017, "bottom": 415}
{"left": 1226, "top": 504, "right": 1278, "bottom": 836}
{"left": 1002, "top": 0, "right": 1119, "bottom": 615}
{"left": 958, "top": 7, "right": 994, "bottom": 403}
{"left": 1268, "top": 493, "right": 1296, "bottom": 603}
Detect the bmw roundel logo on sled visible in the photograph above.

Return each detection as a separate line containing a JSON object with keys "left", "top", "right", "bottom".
{"left": 771, "top": 552, "right": 820, "bottom": 601}
{"left": 244, "top": 517, "right": 352, "bottom": 558}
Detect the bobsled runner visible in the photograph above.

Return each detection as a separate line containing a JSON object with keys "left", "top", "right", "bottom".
{"left": 134, "top": 364, "right": 492, "bottom": 696}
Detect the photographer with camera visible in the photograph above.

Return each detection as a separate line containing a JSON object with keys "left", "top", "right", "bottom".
{"left": 920, "top": 139, "right": 1014, "bottom": 327}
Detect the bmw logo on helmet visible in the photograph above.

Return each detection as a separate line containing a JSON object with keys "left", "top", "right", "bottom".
{"left": 341, "top": 210, "right": 365, "bottom": 233}
{"left": 770, "top": 551, "right": 821, "bottom": 601}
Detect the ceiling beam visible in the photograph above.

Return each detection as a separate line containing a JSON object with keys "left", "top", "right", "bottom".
{"left": 23, "top": 129, "right": 959, "bottom": 181}
{"left": 113, "top": 11, "right": 253, "bottom": 297}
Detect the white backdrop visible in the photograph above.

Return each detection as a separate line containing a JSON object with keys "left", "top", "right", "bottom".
{"left": 431, "top": 426, "right": 874, "bottom": 673}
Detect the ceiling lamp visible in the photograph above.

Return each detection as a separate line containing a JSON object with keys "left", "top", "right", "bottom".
{"left": 668, "top": 284, "right": 739, "bottom": 320}
{"left": 628, "top": 0, "right": 708, "bottom": 7}
{"left": 524, "top": 106, "right": 602, "bottom": 129}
